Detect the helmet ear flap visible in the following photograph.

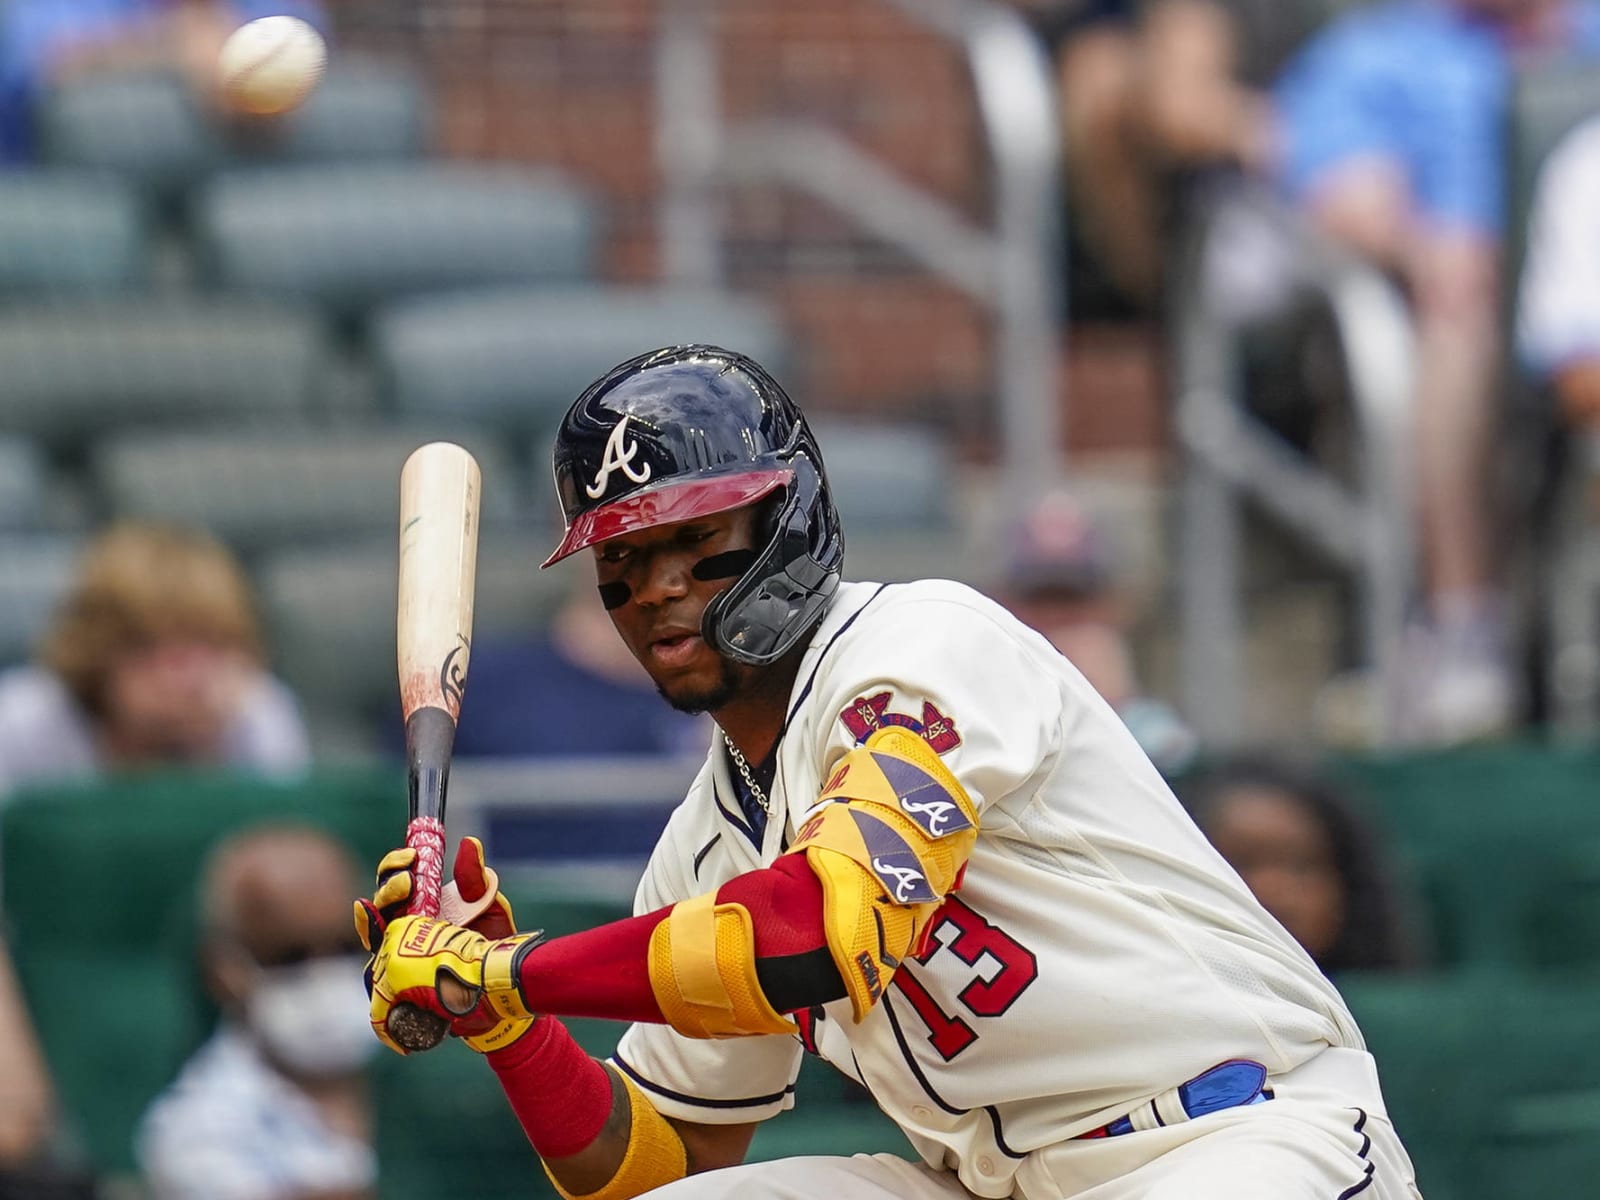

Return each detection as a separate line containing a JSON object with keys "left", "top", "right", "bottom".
{"left": 702, "top": 446, "right": 842, "bottom": 666}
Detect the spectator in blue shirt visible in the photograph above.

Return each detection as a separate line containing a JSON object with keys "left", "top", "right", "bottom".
{"left": 0, "top": 0, "right": 325, "bottom": 160}
{"left": 1272, "top": 0, "right": 1600, "bottom": 743}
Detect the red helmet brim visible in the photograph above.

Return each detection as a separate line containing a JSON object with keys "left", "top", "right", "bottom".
{"left": 542, "top": 468, "right": 793, "bottom": 567}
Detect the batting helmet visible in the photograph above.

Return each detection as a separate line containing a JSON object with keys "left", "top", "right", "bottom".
{"left": 544, "top": 344, "right": 843, "bottom": 666}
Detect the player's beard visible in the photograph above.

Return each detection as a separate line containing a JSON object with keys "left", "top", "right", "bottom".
{"left": 657, "top": 656, "right": 742, "bottom": 715}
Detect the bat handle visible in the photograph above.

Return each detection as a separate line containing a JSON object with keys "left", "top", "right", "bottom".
{"left": 404, "top": 815, "right": 447, "bottom": 918}
{"left": 387, "top": 815, "right": 450, "bottom": 1052}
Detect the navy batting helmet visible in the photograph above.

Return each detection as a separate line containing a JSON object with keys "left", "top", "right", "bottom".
{"left": 544, "top": 344, "right": 843, "bottom": 666}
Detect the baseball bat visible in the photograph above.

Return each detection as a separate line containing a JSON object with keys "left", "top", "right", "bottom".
{"left": 390, "top": 441, "right": 481, "bottom": 1052}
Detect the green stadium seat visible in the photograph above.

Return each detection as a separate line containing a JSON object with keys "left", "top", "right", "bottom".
{"left": 195, "top": 165, "right": 597, "bottom": 318}
{"left": 0, "top": 535, "right": 82, "bottom": 666}
{"left": 1327, "top": 745, "right": 1600, "bottom": 973}
{"left": 0, "top": 300, "right": 327, "bottom": 454}
{"left": 93, "top": 424, "right": 521, "bottom": 558}
{"left": 1339, "top": 973, "right": 1494, "bottom": 1200}
{"left": 0, "top": 769, "right": 402, "bottom": 1173}
{"left": 1340, "top": 972, "right": 1600, "bottom": 1200}
{"left": 374, "top": 286, "right": 789, "bottom": 434}
{"left": 0, "top": 172, "right": 147, "bottom": 294}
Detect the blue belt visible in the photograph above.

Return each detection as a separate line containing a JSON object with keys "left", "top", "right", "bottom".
{"left": 1076, "top": 1060, "right": 1271, "bottom": 1139}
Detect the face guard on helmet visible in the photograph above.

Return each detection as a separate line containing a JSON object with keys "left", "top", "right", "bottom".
{"left": 544, "top": 344, "right": 844, "bottom": 666}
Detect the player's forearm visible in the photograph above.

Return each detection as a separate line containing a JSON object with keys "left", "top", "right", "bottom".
{"left": 512, "top": 855, "right": 844, "bottom": 1027}
{"left": 488, "top": 1020, "right": 688, "bottom": 1199}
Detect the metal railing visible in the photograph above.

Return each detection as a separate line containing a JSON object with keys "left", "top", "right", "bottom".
{"left": 655, "top": 0, "right": 1066, "bottom": 498}
{"left": 1173, "top": 180, "right": 1416, "bottom": 746}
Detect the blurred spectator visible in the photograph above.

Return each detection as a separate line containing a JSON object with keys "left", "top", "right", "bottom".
{"left": 1000, "top": 490, "right": 1198, "bottom": 774}
{"left": 0, "top": 0, "right": 326, "bottom": 160}
{"left": 1181, "top": 758, "right": 1424, "bottom": 976}
{"left": 1021, "top": 0, "right": 1282, "bottom": 312}
{"left": 138, "top": 823, "right": 375, "bottom": 1200}
{"left": 453, "top": 573, "right": 710, "bottom": 758}
{"left": 1270, "top": 0, "right": 1600, "bottom": 742}
{"left": 1518, "top": 110, "right": 1600, "bottom": 428}
{"left": 0, "top": 523, "right": 310, "bottom": 801}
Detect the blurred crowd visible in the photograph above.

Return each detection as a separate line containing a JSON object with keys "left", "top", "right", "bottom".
{"left": 0, "top": 0, "right": 1596, "bottom": 1197}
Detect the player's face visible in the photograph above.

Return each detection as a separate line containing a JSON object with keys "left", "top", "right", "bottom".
{"left": 591, "top": 506, "right": 762, "bottom": 714}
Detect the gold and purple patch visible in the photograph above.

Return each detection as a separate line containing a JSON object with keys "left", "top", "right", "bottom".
{"left": 850, "top": 809, "right": 938, "bottom": 904}
{"left": 870, "top": 752, "right": 974, "bottom": 840}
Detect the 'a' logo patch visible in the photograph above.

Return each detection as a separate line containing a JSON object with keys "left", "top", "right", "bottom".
{"left": 839, "top": 691, "right": 961, "bottom": 754}
{"left": 851, "top": 809, "right": 938, "bottom": 904}
{"left": 871, "top": 752, "right": 973, "bottom": 839}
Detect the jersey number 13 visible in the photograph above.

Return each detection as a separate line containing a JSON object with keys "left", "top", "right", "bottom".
{"left": 892, "top": 896, "right": 1039, "bottom": 1061}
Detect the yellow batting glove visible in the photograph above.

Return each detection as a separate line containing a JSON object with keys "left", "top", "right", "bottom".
{"left": 366, "top": 913, "right": 541, "bottom": 1056}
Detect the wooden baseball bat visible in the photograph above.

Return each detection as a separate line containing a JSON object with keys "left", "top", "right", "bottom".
{"left": 390, "top": 441, "right": 481, "bottom": 1052}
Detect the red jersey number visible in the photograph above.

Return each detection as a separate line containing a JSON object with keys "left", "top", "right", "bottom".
{"left": 890, "top": 896, "right": 1039, "bottom": 1061}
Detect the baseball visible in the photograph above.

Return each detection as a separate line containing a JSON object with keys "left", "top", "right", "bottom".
{"left": 217, "top": 16, "right": 327, "bottom": 116}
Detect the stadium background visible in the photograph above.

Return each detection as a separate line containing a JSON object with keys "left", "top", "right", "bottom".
{"left": 0, "top": 1, "right": 1595, "bottom": 1197}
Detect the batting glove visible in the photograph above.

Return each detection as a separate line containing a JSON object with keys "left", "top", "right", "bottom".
{"left": 355, "top": 836, "right": 541, "bottom": 1054}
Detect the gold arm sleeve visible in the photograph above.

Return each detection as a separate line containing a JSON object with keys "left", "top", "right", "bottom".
{"left": 646, "top": 891, "right": 799, "bottom": 1039}
{"left": 792, "top": 726, "right": 980, "bottom": 1020}
{"left": 546, "top": 1073, "right": 689, "bottom": 1200}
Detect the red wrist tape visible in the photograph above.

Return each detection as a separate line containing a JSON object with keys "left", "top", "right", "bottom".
{"left": 487, "top": 1017, "right": 614, "bottom": 1160}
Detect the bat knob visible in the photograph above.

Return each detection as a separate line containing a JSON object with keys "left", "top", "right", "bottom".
{"left": 388, "top": 1002, "right": 450, "bottom": 1052}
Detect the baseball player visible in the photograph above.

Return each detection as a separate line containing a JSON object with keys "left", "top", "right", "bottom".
{"left": 355, "top": 345, "right": 1423, "bottom": 1200}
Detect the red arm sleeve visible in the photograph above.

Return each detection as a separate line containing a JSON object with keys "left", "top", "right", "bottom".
{"left": 514, "top": 853, "right": 841, "bottom": 1024}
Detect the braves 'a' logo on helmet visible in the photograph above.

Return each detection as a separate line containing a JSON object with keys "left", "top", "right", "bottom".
{"left": 585, "top": 416, "right": 652, "bottom": 498}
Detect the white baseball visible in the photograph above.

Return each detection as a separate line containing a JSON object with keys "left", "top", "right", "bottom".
{"left": 217, "top": 16, "right": 327, "bottom": 116}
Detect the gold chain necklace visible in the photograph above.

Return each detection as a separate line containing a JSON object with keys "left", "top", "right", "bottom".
{"left": 722, "top": 733, "right": 774, "bottom": 815}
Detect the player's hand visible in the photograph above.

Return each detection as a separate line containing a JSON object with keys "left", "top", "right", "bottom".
{"left": 354, "top": 835, "right": 517, "bottom": 948}
{"left": 355, "top": 837, "right": 538, "bottom": 1054}
{"left": 361, "top": 912, "right": 541, "bottom": 1056}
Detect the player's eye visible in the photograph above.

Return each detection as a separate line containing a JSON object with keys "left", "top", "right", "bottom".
{"left": 595, "top": 545, "right": 632, "bottom": 565}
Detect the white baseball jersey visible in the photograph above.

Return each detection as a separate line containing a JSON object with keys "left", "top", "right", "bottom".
{"left": 614, "top": 580, "right": 1369, "bottom": 1199}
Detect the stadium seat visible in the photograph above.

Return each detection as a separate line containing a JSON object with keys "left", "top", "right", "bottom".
{"left": 1328, "top": 745, "right": 1600, "bottom": 973}
{"left": 258, "top": 530, "right": 567, "bottom": 757}
{"left": 194, "top": 164, "right": 597, "bottom": 318}
{"left": 0, "top": 172, "right": 146, "bottom": 294}
{"left": 374, "top": 286, "right": 789, "bottom": 433}
{"left": 93, "top": 424, "right": 521, "bottom": 558}
{"left": 37, "top": 63, "right": 429, "bottom": 204}
{"left": 0, "top": 769, "right": 400, "bottom": 1173}
{"left": 1338, "top": 973, "right": 1494, "bottom": 1200}
{"left": 0, "top": 300, "right": 327, "bottom": 454}
{"left": 0, "top": 535, "right": 81, "bottom": 666}
{"left": 36, "top": 72, "right": 223, "bottom": 199}
{"left": 235, "top": 58, "right": 430, "bottom": 164}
